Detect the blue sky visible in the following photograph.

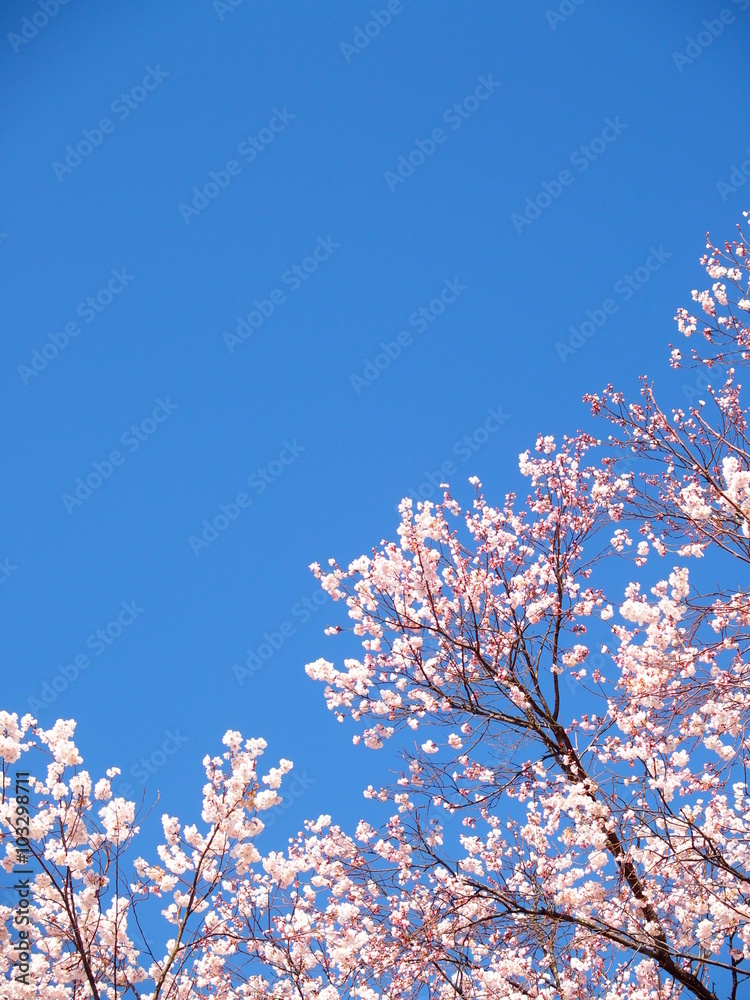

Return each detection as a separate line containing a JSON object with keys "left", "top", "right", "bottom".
{"left": 2, "top": 0, "right": 750, "bottom": 846}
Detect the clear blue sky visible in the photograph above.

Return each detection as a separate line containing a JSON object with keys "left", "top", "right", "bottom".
{"left": 2, "top": 0, "right": 750, "bottom": 847}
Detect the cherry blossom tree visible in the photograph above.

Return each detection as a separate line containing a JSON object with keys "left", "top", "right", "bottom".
{"left": 3, "top": 211, "right": 750, "bottom": 998}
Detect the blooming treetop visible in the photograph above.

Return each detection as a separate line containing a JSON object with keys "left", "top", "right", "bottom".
{"left": 3, "top": 213, "right": 750, "bottom": 998}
